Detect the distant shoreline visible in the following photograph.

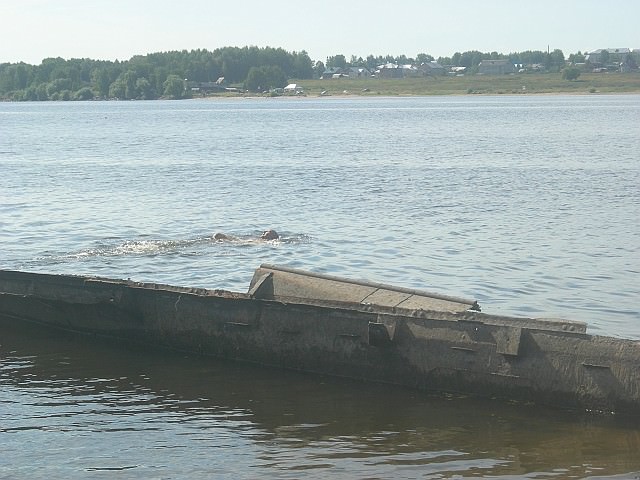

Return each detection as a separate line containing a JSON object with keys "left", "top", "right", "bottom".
{"left": 189, "top": 72, "right": 640, "bottom": 100}
{"left": 2, "top": 72, "right": 638, "bottom": 102}
{"left": 192, "top": 90, "right": 640, "bottom": 101}
{"left": 288, "top": 72, "right": 640, "bottom": 97}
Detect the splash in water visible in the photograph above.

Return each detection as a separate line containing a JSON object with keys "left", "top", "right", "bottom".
{"left": 34, "top": 232, "right": 310, "bottom": 264}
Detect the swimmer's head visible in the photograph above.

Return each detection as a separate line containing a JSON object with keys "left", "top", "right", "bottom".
{"left": 260, "top": 229, "right": 279, "bottom": 240}
{"left": 213, "top": 232, "right": 229, "bottom": 240}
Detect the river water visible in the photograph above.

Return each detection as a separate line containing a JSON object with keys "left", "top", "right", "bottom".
{"left": 1, "top": 95, "right": 639, "bottom": 478}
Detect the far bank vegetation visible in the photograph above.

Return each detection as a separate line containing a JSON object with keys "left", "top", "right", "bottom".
{"left": 1, "top": 47, "right": 639, "bottom": 101}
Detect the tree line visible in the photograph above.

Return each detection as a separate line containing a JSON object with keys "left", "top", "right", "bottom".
{"left": 0, "top": 47, "right": 314, "bottom": 101}
{"left": 0, "top": 46, "right": 578, "bottom": 101}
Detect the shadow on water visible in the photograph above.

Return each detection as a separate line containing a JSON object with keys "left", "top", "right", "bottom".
{"left": 1, "top": 319, "right": 639, "bottom": 479}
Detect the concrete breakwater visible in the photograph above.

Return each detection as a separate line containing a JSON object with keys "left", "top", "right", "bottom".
{"left": 0, "top": 265, "right": 638, "bottom": 415}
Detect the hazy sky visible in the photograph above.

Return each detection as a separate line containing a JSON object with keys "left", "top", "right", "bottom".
{"left": 2, "top": 0, "right": 638, "bottom": 65}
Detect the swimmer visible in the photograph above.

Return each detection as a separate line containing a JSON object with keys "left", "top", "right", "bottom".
{"left": 212, "top": 230, "right": 279, "bottom": 241}
{"left": 260, "top": 229, "right": 279, "bottom": 240}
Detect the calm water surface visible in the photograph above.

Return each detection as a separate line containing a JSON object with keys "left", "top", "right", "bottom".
{"left": 1, "top": 95, "right": 639, "bottom": 478}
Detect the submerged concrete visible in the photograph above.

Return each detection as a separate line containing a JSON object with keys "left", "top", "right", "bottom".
{"left": 0, "top": 265, "right": 638, "bottom": 415}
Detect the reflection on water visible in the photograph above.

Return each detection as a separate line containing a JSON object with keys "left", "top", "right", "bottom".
{"left": 1, "top": 320, "right": 639, "bottom": 479}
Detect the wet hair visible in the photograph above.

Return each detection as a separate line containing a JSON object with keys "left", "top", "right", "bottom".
{"left": 260, "top": 229, "right": 279, "bottom": 240}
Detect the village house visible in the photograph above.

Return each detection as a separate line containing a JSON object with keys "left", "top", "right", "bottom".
{"left": 346, "top": 66, "right": 372, "bottom": 78}
{"left": 586, "top": 48, "right": 631, "bottom": 65}
{"left": 283, "top": 83, "right": 304, "bottom": 94}
{"left": 585, "top": 48, "right": 639, "bottom": 72}
{"left": 321, "top": 67, "right": 347, "bottom": 79}
{"left": 477, "top": 60, "right": 516, "bottom": 75}
{"left": 400, "top": 64, "right": 422, "bottom": 77}
{"left": 376, "top": 63, "right": 404, "bottom": 78}
{"left": 419, "top": 61, "right": 446, "bottom": 76}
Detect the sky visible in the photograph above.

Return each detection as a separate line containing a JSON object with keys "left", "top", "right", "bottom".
{"left": 1, "top": 0, "right": 639, "bottom": 65}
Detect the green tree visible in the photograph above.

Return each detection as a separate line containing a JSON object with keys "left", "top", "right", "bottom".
{"left": 136, "top": 77, "right": 154, "bottom": 99}
{"left": 457, "top": 51, "right": 484, "bottom": 68}
{"left": 34, "top": 57, "right": 63, "bottom": 84}
{"left": 219, "top": 47, "right": 249, "bottom": 83}
{"left": 23, "top": 86, "right": 37, "bottom": 101}
{"left": 109, "top": 71, "right": 140, "bottom": 99}
{"left": 568, "top": 51, "right": 585, "bottom": 64}
{"left": 365, "top": 55, "right": 379, "bottom": 70}
{"left": 291, "top": 50, "right": 313, "bottom": 79}
{"left": 35, "top": 83, "right": 48, "bottom": 100}
{"left": 74, "top": 87, "right": 94, "bottom": 100}
{"left": 0, "top": 63, "right": 32, "bottom": 93}
{"left": 396, "top": 54, "right": 414, "bottom": 65}
{"left": 109, "top": 76, "right": 126, "bottom": 99}
{"left": 349, "top": 55, "right": 366, "bottom": 67}
{"left": 545, "top": 49, "right": 566, "bottom": 72}
{"left": 244, "top": 65, "right": 287, "bottom": 92}
{"left": 245, "top": 66, "right": 267, "bottom": 92}
{"left": 163, "top": 74, "right": 185, "bottom": 99}
{"left": 123, "top": 71, "right": 138, "bottom": 99}
{"left": 92, "top": 68, "right": 111, "bottom": 98}
{"left": 46, "top": 78, "right": 72, "bottom": 97}
{"left": 313, "top": 61, "right": 325, "bottom": 78}
{"left": 326, "top": 54, "right": 347, "bottom": 69}
{"left": 561, "top": 66, "right": 581, "bottom": 81}
{"left": 16, "top": 63, "right": 30, "bottom": 89}
{"left": 416, "top": 53, "right": 434, "bottom": 64}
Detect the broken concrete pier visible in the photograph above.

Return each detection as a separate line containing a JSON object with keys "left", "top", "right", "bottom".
{"left": 0, "top": 264, "right": 638, "bottom": 415}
